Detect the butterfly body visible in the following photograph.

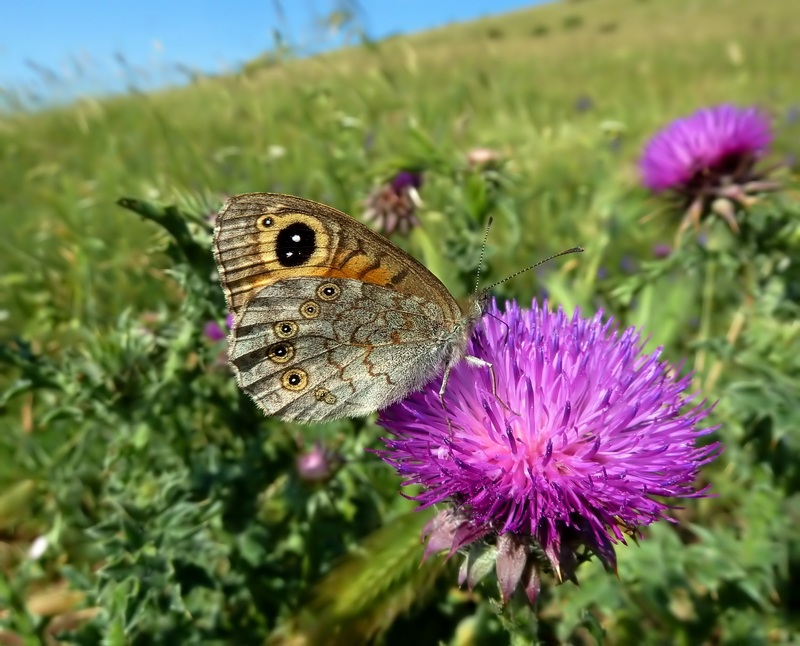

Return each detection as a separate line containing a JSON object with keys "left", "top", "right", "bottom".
{"left": 213, "top": 193, "right": 486, "bottom": 423}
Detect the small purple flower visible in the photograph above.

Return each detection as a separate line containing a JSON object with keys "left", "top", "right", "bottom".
{"left": 574, "top": 94, "right": 594, "bottom": 113}
{"left": 619, "top": 254, "right": 638, "bottom": 274}
{"left": 639, "top": 104, "right": 779, "bottom": 232}
{"left": 652, "top": 243, "right": 673, "bottom": 259}
{"left": 203, "top": 314, "right": 234, "bottom": 342}
{"left": 363, "top": 130, "right": 376, "bottom": 152}
{"left": 363, "top": 170, "right": 424, "bottom": 236}
{"left": 203, "top": 321, "right": 226, "bottom": 342}
{"left": 378, "top": 300, "right": 720, "bottom": 603}
{"left": 390, "top": 170, "right": 423, "bottom": 193}
{"left": 608, "top": 134, "right": 624, "bottom": 153}
{"left": 296, "top": 442, "right": 338, "bottom": 482}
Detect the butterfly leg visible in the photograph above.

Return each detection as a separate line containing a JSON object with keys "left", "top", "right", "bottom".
{"left": 439, "top": 356, "right": 490, "bottom": 406}
{"left": 438, "top": 364, "right": 455, "bottom": 435}
{"left": 463, "top": 355, "right": 517, "bottom": 415}
{"left": 464, "top": 355, "right": 494, "bottom": 392}
{"left": 439, "top": 360, "right": 474, "bottom": 435}
{"left": 438, "top": 363, "right": 455, "bottom": 412}
{"left": 439, "top": 355, "right": 499, "bottom": 404}
{"left": 439, "top": 357, "right": 514, "bottom": 434}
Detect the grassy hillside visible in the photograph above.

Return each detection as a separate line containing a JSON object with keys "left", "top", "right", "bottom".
{"left": 1, "top": 0, "right": 799, "bottom": 643}
{"left": 2, "top": 0, "right": 797, "bottom": 341}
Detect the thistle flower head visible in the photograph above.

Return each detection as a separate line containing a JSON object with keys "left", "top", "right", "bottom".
{"left": 203, "top": 313, "right": 234, "bottom": 342}
{"left": 652, "top": 243, "right": 673, "bottom": 259}
{"left": 390, "top": 170, "right": 423, "bottom": 193}
{"left": 378, "top": 300, "right": 720, "bottom": 602}
{"left": 296, "top": 442, "right": 338, "bottom": 482}
{"left": 203, "top": 321, "right": 226, "bottom": 342}
{"left": 639, "top": 104, "right": 778, "bottom": 232}
{"left": 362, "top": 170, "right": 423, "bottom": 236}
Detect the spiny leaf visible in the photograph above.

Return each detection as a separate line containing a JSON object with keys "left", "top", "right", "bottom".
{"left": 116, "top": 197, "right": 215, "bottom": 277}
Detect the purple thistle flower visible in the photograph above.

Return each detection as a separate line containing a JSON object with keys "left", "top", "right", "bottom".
{"left": 296, "top": 442, "right": 339, "bottom": 482}
{"left": 203, "top": 314, "right": 234, "bottom": 342}
{"left": 619, "top": 254, "right": 638, "bottom": 274}
{"left": 574, "top": 94, "right": 594, "bottom": 113}
{"left": 640, "top": 105, "right": 772, "bottom": 192}
{"left": 639, "top": 104, "right": 779, "bottom": 233}
{"left": 203, "top": 321, "right": 226, "bottom": 342}
{"left": 390, "top": 170, "right": 423, "bottom": 193}
{"left": 652, "top": 243, "right": 673, "bottom": 259}
{"left": 378, "top": 300, "right": 720, "bottom": 603}
{"left": 362, "top": 170, "right": 424, "bottom": 237}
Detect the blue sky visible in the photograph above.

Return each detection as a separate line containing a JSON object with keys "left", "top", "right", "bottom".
{"left": 2, "top": 1, "right": 545, "bottom": 102}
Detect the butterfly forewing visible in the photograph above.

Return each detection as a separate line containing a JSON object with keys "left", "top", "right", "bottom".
{"left": 212, "top": 193, "right": 472, "bottom": 423}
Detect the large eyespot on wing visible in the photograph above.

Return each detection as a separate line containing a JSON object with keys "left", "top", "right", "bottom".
{"left": 213, "top": 192, "right": 465, "bottom": 324}
{"left": 212, "top": 193, "right": 340, "bottom": 315}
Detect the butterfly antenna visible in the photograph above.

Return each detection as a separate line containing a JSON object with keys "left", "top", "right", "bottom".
{"left": 484, "top": 246, "right": 585, "bottom": 292}
{"left": 473, "top": 217, "right": 494, "bottom": 294}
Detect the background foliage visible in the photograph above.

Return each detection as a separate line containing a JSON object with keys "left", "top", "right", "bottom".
{"left": 1, "top": 0, "right": 799, "bottom": 643}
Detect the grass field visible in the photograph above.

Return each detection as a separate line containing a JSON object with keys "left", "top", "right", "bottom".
{"left": 3, "top": 0, "right": 798, "bottom": 341}
{"left": 1, "top": 0, "right": 799, "bottom": 642}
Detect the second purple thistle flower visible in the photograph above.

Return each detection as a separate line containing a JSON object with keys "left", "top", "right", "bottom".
{"left": 362, "top": 170, "right": 424, "bottom": 237}
{"left": 639, "top": 104, "right": 780, "bottom": 233}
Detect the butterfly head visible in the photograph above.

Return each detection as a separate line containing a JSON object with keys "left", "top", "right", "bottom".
{"left": 460, "top": 289, "right": 491, "bottom": 331}
{"left": 474, "top": 289, "right": 491, "bottom": 319}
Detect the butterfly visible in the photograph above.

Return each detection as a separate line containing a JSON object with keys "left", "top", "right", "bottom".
{"left": 212, "top": 192, "right": 501, "bottom": 424}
